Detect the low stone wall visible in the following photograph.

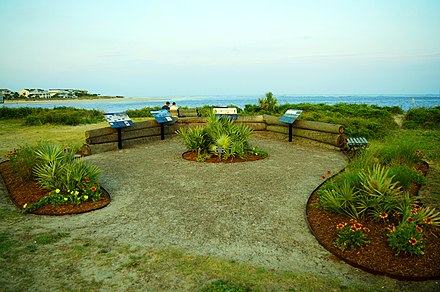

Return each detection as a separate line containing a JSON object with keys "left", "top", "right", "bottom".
{"left": 83, "top": 115, "right": 346, "bottom": 155}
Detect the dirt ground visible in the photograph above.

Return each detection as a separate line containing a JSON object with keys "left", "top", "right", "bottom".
{"left": 1, "top": 135, "right": 439, "bottom": 290}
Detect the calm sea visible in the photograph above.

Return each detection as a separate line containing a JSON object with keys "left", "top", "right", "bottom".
{"left": 2, "top": 94, "right": 439, "bottom": 113}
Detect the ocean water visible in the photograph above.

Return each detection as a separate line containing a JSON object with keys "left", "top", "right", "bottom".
{"left": 2, "top": 94, "right": 439, "bottom": 113}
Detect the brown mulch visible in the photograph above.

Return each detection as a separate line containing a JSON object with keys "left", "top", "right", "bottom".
{"left": 0, "top": 161, "right": 111, "bottom": 216}
{"left": 306, "top": 192, "right": 440, "bottom": 280}
{"left": 182, "top": 151, "right": 266, "bottom": 163}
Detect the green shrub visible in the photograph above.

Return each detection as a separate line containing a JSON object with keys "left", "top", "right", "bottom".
{"left": 403, "top": 107, "right": 440, "bottom": 129}
{"left": 387, "top": 221, "right": 425, "bottom": 255}
{"left": 9, "top": 142, "right": 104, "bottom": 212}
{"left": 333, "top": 220, "right": 370, "bottom": 251}
{"left": 22, "top": 107, "right": 103, "bottom": 126}
{"left": 176, "top": 115, "right": 264, "bottom": 161}
{"left": 5, "top": 146, "right": 38, "bottom": 180}
{"left": 388, "top": 165, "right": 426, "bottom": 191}
{"left": 126, "top": 106, "right": 161, "bottom": 118}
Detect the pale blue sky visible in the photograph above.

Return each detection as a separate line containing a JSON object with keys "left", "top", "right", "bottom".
{"left": 1, "top": 0, "right": 439, "bottom": 96}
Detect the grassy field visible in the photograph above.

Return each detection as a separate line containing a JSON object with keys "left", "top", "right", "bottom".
{"left": 1, "top": 116, "right": 439, "bottom": 290}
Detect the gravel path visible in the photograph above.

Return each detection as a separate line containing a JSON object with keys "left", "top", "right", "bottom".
{"left": 2, "top": 135, "right": 435, "bottom": 288}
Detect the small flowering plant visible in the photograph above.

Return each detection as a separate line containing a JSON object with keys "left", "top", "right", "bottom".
{"left": 387, "top": 221, "right": 425, "bottom": 256}
{"left": 333, "top": 219, "right": 370, "bottom": 251}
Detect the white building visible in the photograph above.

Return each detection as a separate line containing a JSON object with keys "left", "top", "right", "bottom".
{"left": 19, "top": 89, "right": 51, "bottom": 98}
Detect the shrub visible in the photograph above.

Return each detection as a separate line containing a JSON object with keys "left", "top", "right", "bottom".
{"left": 387, "top": 221, "right": 425, "bottom": 256}
{"left": 22, "top": 107, "right": 103, "bottom": 126}
{"left": 4, "top": 146, "right": 38, "bottom": 180}
{"left": 318, "top": 180, "right": 360, "bottom": 219}
{"left": 9, "top": 142, "right": 104, "bottom": 211}
{"left": 388, "top": 165, "right": 426, "bottom": 192}
{"left": 403, "top": 107, "right": 440, "bottom": 129}
{"left": 176, "top": 115, "right": 265, "bottom": 161}
{"left": 333, "top": 220, "right": 370, "bottom": 251}
{"left": 126, "top": 106, "right": 161, "bottom": 118}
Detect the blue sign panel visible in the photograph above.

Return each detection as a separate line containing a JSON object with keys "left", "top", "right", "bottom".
{"left": 104, "top": 112, "right": 134, "bottom": 128}
{"left": 279, "top": 109, "right": 302, "bottom": 124}
{"left": 150, "top": 109, "right": 175, "bottom": 124}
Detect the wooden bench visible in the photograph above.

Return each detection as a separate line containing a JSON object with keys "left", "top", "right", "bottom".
{"left": 178, "top": 109, "right": 199, "bottom": 118}
{"left": 346, "top": 137, "right": 369, "bottom": 152}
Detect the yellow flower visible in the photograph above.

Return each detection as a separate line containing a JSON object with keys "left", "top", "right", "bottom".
{"left": 64, "top": 197, "right": 68, "bottom": 201}
{"left": 74, "top": 191, "right": 79, "bottom": 196}
{"left": 84, "top": 195, "right": 89, "bottom": 200}
{"left": 55, "top": 189, "right": 60, "bottom": 194}
{"left": 23, "top": 203, "right": 27, "bottom": 209}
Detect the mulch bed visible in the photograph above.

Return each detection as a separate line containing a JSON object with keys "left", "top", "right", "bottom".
{"left": 182, "top": 151, "right": 266, "bottom": 163}
{"left": 306, "top": 188, "right": 440, "bottom": 280}
{"left": 0, "top": 161, "right": 111, "bottom": 216}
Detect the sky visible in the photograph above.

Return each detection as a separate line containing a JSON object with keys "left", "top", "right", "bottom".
{"left": 1, "top": 0, "right": 439, "bottom": 97}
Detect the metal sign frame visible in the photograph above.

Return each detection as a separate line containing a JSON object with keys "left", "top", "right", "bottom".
{"left": 104, "top": 112, "right": 134, "bottom": 149}
{"left": 279, "top": 109, "right": 303, "bottom": 142}
{"left": 150, "top": 109, "right": 175, "bottom": 140}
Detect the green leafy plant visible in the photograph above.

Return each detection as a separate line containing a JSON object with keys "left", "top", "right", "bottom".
{"left": 5, "top": 146, "right": 38, "bottom": 180}
{"left": 387, "top": 221, "right": 426, "bottom": 255}
{"left": 11, "top": 142, "right": 104, "bottom": 212}
{"left": 318, "top": 181, "right": 360, "bottom": 219}
{"left": 388, "top": 165, "right": 426, "bottom": 192}
{"left": 177, "top": 115, "right": 265, "bottom": 161}
{"left": 333, "top": 220, "right": 370, "bottom": 251}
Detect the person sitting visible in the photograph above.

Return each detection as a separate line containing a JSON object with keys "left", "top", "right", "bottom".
{"left": 162, "top": 101, "right": 170, "bottom": 110}
{"left": 169, "top": 102, "right": 179, "bottom": 118}
{"left": 170, "top": 102, "right": 178, "bottom": 111}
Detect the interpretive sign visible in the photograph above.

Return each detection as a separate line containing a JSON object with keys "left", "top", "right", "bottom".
{"left": 279, "top": 109, "right": 302, "bottom": 124}
{"left": 150, "top": 109, "right": 175, "bottom": 140}
{"left": 104, "top": 112, "right": 134, "bottom": 128}
{"left": 150, "top": 109, "right": 175, "bottom": 124}
{"left": 104, "top": 112, "right": 134, "bottom": 149}
{"left": 213, "top": 107, "right": 238, "bottom": 119}
{"left": 279, "top": 109, "right": 303, "bottom": 142}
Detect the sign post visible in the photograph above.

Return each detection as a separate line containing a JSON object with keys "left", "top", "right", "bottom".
{"left": 150, "top": 110, "right": 175, "bottom": 140}
{"left": 279, "top": 109, "right": 303, "bottom": 142}
{"left": 104, "top": 112, "right": 134, "bottom": 149}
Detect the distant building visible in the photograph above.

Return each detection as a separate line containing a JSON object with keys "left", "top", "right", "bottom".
{"left": 17, "top": 88, "right": 90, "bottom": 99}
{"left": 19, "top": 88, "right": 51, "bottom": 98}
{"left": 1, "top": 89, "right": 14, "bottom": 96}
{"left": 49, "top": 89, "right": 89, "bottom": 98}
{"left": 0, "top": 92, "right": 3, "bottom": 103}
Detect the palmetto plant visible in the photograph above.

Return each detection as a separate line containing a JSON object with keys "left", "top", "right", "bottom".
{"left": 356, "top": 164, "right": 403, "bottom": 219}
{"left": 176, "top": 115, "right": 257, "bottom": 161}
{"left": 318, "top": 181, "right": 360, "bottom": 219}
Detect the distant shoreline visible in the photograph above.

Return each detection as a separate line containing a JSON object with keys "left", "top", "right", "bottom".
{"left": 4, "top": 97, "right": 163, "bottom": 104}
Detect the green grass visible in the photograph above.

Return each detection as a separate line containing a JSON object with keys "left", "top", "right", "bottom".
{"left": 0, "top": 118, "right": 152, "bottom": 156}
{"left": 1, "top": 109, "right": 439, "bottom": 290}
{"left": 0, "top": 228, "right": 392, "bottom": 291}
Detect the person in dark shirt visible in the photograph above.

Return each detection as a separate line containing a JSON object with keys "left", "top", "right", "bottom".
{"left": 162, "top": 101, "right": 170, "bottom": 110}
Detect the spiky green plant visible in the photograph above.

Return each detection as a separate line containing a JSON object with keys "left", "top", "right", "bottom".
{"left": 318, "top": 181, "right": 360, "bottom": 219}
